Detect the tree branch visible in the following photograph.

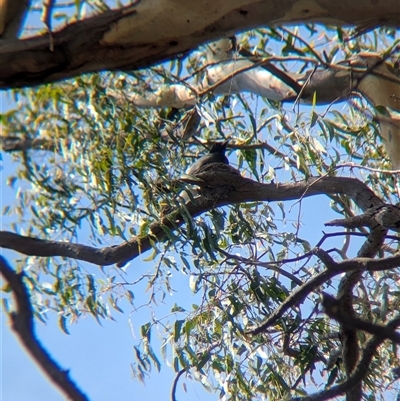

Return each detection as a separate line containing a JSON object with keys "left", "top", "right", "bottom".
{"left": 0, "top": 256, "right": 89, "bottom": 401}
{"left": 322, "top": 293, "right": 400, "bottom": 344}
{"left": 289, "top": 315, "right": 400, "bottom": 401}
{"left": 326, "top": 204, "right": 400, "bottom": 233}
{"left": 247, "top": 250, "right": 400, "bottom": 334}
{"left": 0, "top": 135, "right": 63, "bottom": 152}
{"left": 1, "top": 0, "right": 400, "bottom": 88}
{"left": 0, "top": 0, "right": 31, "bottom": 39}
{"left": 0, "top": 174, "right": 387, "bottom": 266}
{"left": 171, "top": 368, "right": 187, "bottom": 401}
{"left": 335, "top": 201, "right": 389, "bottom": 400}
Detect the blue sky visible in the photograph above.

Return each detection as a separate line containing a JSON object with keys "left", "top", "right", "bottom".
{"left": 1, "top": 137, "right": 349, "bottom": 400}
{"left": 1, "top": 12, "right": 389, "bottom": 399}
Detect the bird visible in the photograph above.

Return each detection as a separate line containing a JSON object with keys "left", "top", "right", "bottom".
{"left": 186, "top": 140, "right": 229, "bottom": 176}
{"left": 179, "top": 140, "right": 230, "bottom": 204}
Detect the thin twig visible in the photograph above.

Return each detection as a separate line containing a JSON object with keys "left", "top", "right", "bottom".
{"left": 171, "top": 368, "right": 187, "bottom": 401}
{"left": 216, "top": 247, "right": 303, "bottom": 286}
{"left": 336, "top": 162, "right": 400, "bottom": 175}
{"left": 41, "top": 0, "right": 55, "bottom": 51}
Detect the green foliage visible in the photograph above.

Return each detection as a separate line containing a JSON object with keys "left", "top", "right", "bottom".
{"left": 2, "top": 24, "right": 400, "bottom": 400}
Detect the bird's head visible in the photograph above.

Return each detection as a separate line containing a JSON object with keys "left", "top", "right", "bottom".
{"left": 209, "top": 139, "right": 229, "bottom": 154}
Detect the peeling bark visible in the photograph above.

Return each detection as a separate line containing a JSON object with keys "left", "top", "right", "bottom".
{"left": 1, "top": 0, "right": 399, "bottom": 88}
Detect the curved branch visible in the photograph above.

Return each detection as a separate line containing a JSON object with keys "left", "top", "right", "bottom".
{"left": 0, "top": 174, "right": 386, "bottom": 266}
{"left": 289, "top": 315, "right": 400, "bottom": 401}
{"left": 247, "top": 250, "right": 400, "bottom": 334}
{"left": 335, "top": 201, "right": 390, "bottom": 399}
{"left": 322, "top": 293, "right": 400, "bottom": 344}
{"left": 0, "top": 256, "right": 89, "bottom": 401}
{"left": 1, "top": 0, "right": 400, "bottom": 88}
{"left": 171, "top": 368, "right": 187, "bottom": 401}
{"left": 326, "top": 204, "right": 400, "bottom": 233}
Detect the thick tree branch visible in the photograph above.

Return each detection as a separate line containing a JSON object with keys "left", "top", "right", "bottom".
{"left": 322, "top": 293, "right": 400, "bottom": 344}
{"left": 0, "top": 256, "right": 89, "bottom": 401}
{"left": 326, "top": 204, "right": 400, "bottom": 233}
{"left": 1, "top": 0, "right": 400, "bottom": 88}
{"left": 335, "top": 202, "right": 389, "bottom": 400}
{"left": 0, "top": 135, "right": 62, "bottom": 151}
{"left": 0, "top": 174, "right": 386, "bottom": 266}
{"left": 0, "top": 0, "right": 31, "bottom": 39}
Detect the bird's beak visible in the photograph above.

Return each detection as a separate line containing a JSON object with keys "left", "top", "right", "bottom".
{"left": 222, "top": 139, "right": 230, "bottom": 148}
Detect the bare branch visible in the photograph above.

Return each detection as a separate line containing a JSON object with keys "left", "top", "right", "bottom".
{"left": 41, "top": 0, "right": 55, "bottom": 51}
{"left": 0, "top": 256, "right": 89, "bottom": 401}
{"left": 247, "top": 250, "right": 400, "bottom": 334}
{"left": 1, "top": 0, "right": 400, "bottom": 88}
{"left": 331, "top": 209, "right": 389, "bottom": 400}
{"left": 289, "top": 315, "right": 400, "bottom": 401}
{"left": 216, "top": 247, "right": 304, "bottom": 286}
{"left": 0, "top": 135, "right": 63, "bottom": 151}
{"left": 326, "top": 204, "right": 400, "bottom": 232}
{"left": 322, "top": 293, "right": 400, "bottom": 344}
{"left": 171, "top": 368, "right": 187, "bottom": 401}
{"left": 0, "top": 174, "right": 386, "bottom": 266}
{"left": 0, "top": 0, "right": 31, "bottom": 39}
